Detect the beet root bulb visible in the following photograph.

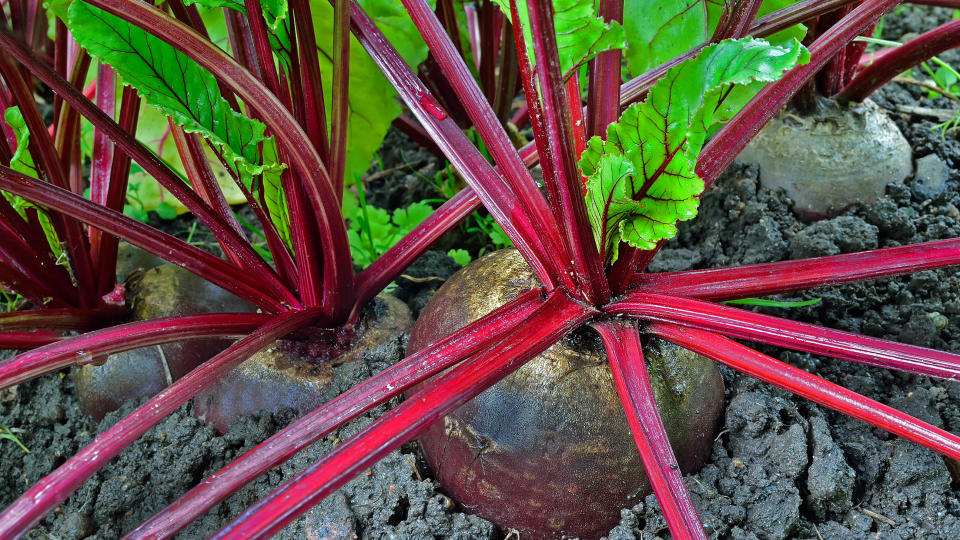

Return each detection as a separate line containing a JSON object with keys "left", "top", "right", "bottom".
{"left": 75, "top": 263, "right": 256, "bottom": 419}
{"left": 194, "top": 294, "right": 413, "bottom": 433}
{"left": 408, "top": 250, "right": 724, "bottom": 539}
{"left": 738, "top": 97, "right": 912, "bottom": 220}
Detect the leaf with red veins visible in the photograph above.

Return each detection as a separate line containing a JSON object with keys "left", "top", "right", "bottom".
{"left": 623, "top": 0, "right": 806, "bottom": 77}
{"left": 579, "top": 37, "right": 807, "bottom": 262}
{"left": 67, "top": 1, "right": 280, "bottom": 177}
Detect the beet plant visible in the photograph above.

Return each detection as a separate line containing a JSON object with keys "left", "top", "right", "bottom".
{"left": 0, "top": 1, "right": 959, "bottom": 539}
{"left": 0, "top": 0, "right": 477, "bottom": 532}
{"left": 737, "top": 0, "right": 960, "bottom": 218}
{"left": 0, "top": 0, "right": 452, "bottom": 425}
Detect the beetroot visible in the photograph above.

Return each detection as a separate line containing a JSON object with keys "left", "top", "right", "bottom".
{"left": 75, "top": 263, "right": 256, "bottom": 418}
{"left": 739, "top": 97, "right": 912, "bottom": 220}
{"left": 408, "top": 250, "right": 724, "bottom": 539}
{"left": 195, "top": 295, "right": 413, "bottom": 433}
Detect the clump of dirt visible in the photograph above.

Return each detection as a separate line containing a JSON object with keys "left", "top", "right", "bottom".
{"left": 877, "top": 5, "right": 960, "bottom": 44}
{"left": 363, "top": 128, "right": 446, "bottom": 211}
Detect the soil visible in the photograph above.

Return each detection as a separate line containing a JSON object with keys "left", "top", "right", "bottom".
{"left": 3, "top": 5, "right": 960, "bottom": 539}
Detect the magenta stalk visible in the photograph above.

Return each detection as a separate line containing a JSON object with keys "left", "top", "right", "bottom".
{"left": 211, "top": 292, "right": 593, "bottom": 539}
{"left": 0, "top": 331, "right": 62, "bottom": 349}
{"left": 83, "top": 0, "right": 353, "bottom": 318}
{"left": 393, "top": 0, "right": 575, "bottom": 290}
{"left": 635, "top": 237, "right": 960, "bottom": 301}
{"left": 0, "top": 306, "right": 125, "bottom": 332}
{"left": 0, "top": 166, "right": 292, "bottom": 312}
{"left": 838, "top": 18, "right": 960, "bottom": 101}
{"left": 128, "top": 289, "right": 548, "bottom": 539}
{"left": 650, "top": 323, "right": 960, "bottom": 460}
{"left": 0, "top": 313, "right": 268, "bottom": 390}
{"left": 594, "top": 320, "right": 707, "bottom": 540}
{"left": 0, "top": 26, "right": 291, "bottom": 299}
{"left": 0, "top": 309, "right": 323, "bottom": 538}
{"left": 350, "top": 0, "right": 569, "bottom": 290}
{"left": 609, "top": 292, "right": 960, "bottom": 381}
{"left": 351, "top": 187, "right": 481, "bottom": 316}
{"left": 525, "top": 0, "right": 608, "bottom": 305}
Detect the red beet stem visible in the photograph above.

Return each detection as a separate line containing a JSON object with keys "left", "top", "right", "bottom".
{"left": 594, "top": 320, "right": 707, "bottom": 540}
{"left": 0, "top": 310, "right": 322, "bottom": 537}
{"left": 128, "top": 289, "right": 548, "bottom": 539}
{"left": 79, "top": 0, "right": 353, "bottom": 319}
{"left": 0, "top": 313, "right": 269, "bottom": 391}
{"left": 210, "top": 292, "right": 593, "bottom": 539}
{"left": 651, "top": 323, "right": 960, "bottom": 460}
{"left": 610, "top": 292, "right": 960, "bottom": 381}
{"left": 388, "top": 0, "right": 574, "bottom": 290}
{"left": 839, "top": 18, "right": 960, "bottom": 101}
{"left": 635, "top": 237, "right": 960, "bottom": 301}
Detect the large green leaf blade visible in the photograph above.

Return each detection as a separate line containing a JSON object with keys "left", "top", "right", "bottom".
{"left": 67, "top": 1, "right": 277, "bottom": 177}
{"left": 623, "top": 0, "right": 719, "bottom": 76}
{"left": 623, "top": 0, "right": 804, "bottom": 77}
{"left": 491, "top": 0, "right": 625, "bottom": 78}
{"left": 581, "top": 37, "right": 808, "bottom": 261}
{"left": 686, "top": 38, "right": 810, "bottom": 148}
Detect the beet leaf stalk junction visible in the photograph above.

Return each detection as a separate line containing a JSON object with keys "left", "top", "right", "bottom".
{"left": 0, "top": 0, "right": 959, "bottom": 538}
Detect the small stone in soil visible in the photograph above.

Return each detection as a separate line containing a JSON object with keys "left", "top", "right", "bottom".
{"left": 912, "top": 154, "right": 950, "bottom": 200}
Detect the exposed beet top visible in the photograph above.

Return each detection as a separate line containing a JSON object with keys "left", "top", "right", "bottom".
{"left": 740, "top": 96, "right": 914, "bottom": 219}
{"left": 409, "top": 249, "right": 724, "bottom": 538}
{"left": 196, "top": 295, "right": 413, "bottom": 433}
{"left": 0, "top": 1, "right": 959, "bottom": 539}
{"left": 77, "top": 262, "right": 256, "bottom": 419}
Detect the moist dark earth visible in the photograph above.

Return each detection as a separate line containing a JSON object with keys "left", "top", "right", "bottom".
{"left": 4, "top": 8, "right": 960, "bottom": 540}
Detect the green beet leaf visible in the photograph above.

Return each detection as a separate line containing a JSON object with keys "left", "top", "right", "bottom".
{"left": 624, "top": 0, "right": 722, "bottom": 77}
{"left": 256, "top": 139, "right": 291, "bottom": 242}
{"left": 67, "top": 1, "right": 279, "bottom": 178}
{"left": 580, "top": 37, "right": 808, "bottom": 262}
{"left": 491, "top": 0, "right": 624, "bottom": 79}
{"left": 5, "top": 107, "right": 37, "bottom": 179}
{"left": 624, "top": 0, "right": 805, "bottom": 77}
